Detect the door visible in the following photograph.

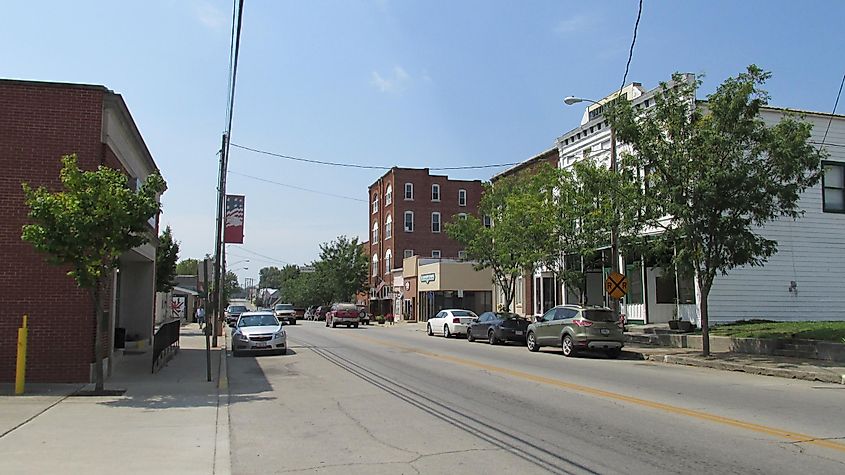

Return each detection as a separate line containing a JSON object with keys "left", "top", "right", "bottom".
{"left": 535, "top": 308, "right": 558, "bottom": 344}
{"left": 471, "top": 313, "right": 488, "bottom": 338}
{"left": 555, "top": 307, "right": 579, "bottom": 342}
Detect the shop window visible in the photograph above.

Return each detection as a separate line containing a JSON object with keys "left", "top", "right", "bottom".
{"left": 655, "top": 270, "right": 695, "bottom": 304}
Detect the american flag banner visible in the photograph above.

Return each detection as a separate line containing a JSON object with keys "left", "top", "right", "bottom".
{"left": 224, "top": 194, "right": 245, "bottom": 244}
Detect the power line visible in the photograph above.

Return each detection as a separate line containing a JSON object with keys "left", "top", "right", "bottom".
{"left": 228, "top": 170, "right": 366, "bottom": 202}
{"left": 619, "top": 0, "right": 644, "bottom": 92}
{"left": 230, "top": 142, "right": 521, "bottom": 171}
{"left": 821, "top": 73, "right": 845, "bottom": 146}
{"left": 229, "top": 245, "right": 290, "bottom": 266}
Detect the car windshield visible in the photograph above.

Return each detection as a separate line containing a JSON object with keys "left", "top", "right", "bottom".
{"left": 452, "top": 310, "right": 476, "bottom": 317}
{"left": 228, "top": 306, "right": 247, "bottom": 313}
{"left": 583, "top": 310, "right": 616, "bottom": 322}
{"left": 238, "top": 314, "right": 279, "bottom": 327}
{"left": 494, "top": 313, "right": 522, "bottom": 320}
{"left": 275, "top": 304, "right": 294, "bottom": 311}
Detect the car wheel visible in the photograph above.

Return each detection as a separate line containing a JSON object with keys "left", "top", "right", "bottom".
{"left": 467, "top": 329, "right": 475, "bottom": 342}
{"left": 526, "top": 332, "right": 539, "bottom": 352}
{"left": 427, "top": 324, "right": 433, "bottom": 336}
{"left": 488, "top": 330, "right": 498, "bottom": 345}
{"left": 353, "top": 323, "right": 359, "bottom": 328}
{"left": 444, "top": 325, "right": 452, "bottom": 338}
{"left": 332, "top": 322, "right": 337, "bottom": 328}
{"left": 606, "top": 348, "right": 621, "bottom": 359}
{"left": 561, "top": 334, "right": 575, "bottom": 357}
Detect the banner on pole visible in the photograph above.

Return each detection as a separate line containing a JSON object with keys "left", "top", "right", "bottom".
{"left": 224, "top": 194, "right": 245, "bottom": 244}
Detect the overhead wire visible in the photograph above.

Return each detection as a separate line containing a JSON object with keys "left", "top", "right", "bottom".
{"left": 227, "top": 170, "right": 366, "bottom": 202}
{"left": 820, "top": 73, "right": 844, "bottom": 146}
{"left": 619, "top": 0, "right": 644, "bottom": 92}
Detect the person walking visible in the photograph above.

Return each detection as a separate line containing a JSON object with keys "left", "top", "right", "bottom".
{"left": 196, "top": 305, "right": 206, "bottom": 330}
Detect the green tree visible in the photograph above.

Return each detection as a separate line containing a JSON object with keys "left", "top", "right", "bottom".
{"left": 606, "top": 66, "right": 825, "bottom": 355}
{"left": 223, "top": 270, "right": 242, "bottom": 303}
{"left": 447, "top": 173, "right": 546, "bottom": 312}
{"left": 258, "top": 266, "right": 284, "bottom": 289}
{"left": 155, "top": 226, "right": 180, "bottom": 292}
{"left": 22, "top": 154, "right": 165, "bottom": 391}
{"left": 316, "top": 235, "right": 368, "bottom": 303}
{"left": 175, "top": 258, "right": 199, "bottom": 275}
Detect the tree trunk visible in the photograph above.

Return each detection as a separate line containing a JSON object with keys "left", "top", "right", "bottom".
{"left": 694, "top": 269, "right": 711, "bottom": 357}
{"left": 93, "top": 278, "right": 105, "bottom": 392}
{"left": 503, "top": 277, "right": 515, "bottom": 312}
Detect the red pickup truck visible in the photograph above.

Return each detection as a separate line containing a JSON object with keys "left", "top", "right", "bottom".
{"left": 325, "top": 303, "right": 360, "bottom": 328}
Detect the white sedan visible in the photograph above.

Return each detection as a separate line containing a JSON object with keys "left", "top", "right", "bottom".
{"left": 426, "top": 309, "right": 478, "bottom": 338}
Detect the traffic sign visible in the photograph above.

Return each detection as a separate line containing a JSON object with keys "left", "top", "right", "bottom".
{"left": 605, "top": 272, "right": 628, "bottom": 300}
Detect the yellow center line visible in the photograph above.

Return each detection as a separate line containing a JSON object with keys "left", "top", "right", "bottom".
{"left": 348, "top": 332, "right": 845, "bottom": 453}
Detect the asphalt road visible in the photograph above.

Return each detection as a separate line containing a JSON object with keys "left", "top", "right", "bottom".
{"left": 227, "top": 321, "right": 845, "bottom": 474}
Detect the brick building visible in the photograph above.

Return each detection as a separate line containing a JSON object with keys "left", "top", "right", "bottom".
{"left": 0, "top": 79, "right": 163, "bottom": 383}
{"left": 367, "top": 168, "right": 482, "bottom": 316}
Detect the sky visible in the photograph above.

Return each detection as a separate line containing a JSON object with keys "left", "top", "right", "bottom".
{"left": 3, "top": 1, "right": 844, "bottom": 285}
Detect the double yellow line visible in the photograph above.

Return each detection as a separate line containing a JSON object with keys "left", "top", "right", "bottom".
{"left": 350, "top": 332, "right": 845, "bottom": 454}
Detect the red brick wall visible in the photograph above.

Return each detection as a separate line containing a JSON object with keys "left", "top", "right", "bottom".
{"left": 0, "top": 81, "right": 115, "bottom": 383}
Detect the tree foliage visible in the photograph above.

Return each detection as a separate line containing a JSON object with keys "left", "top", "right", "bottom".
{"left": 316, "top": 235, "right": 368, "bottom": 303}
{"left": 606, "top": 66, "right": 825, "bottom": 355}
{"left": 175, "top": 258, "right": 199, "bottom": 275}
{"left": 22, "top": 154, "right": 165, "bottom": 390}
{"left": 155, "top": 226, "right": 180, "bottom": 292}
{"left": 259, "top": 266, "right": 284, "bottom": 289}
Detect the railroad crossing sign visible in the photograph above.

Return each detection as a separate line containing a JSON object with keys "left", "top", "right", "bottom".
{"left": 604, "top": 271, "right": 628, "bottom": 300}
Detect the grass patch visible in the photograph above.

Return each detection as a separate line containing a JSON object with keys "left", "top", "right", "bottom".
{"left": 709, "top": 321, "right": 845, "bottom": 342}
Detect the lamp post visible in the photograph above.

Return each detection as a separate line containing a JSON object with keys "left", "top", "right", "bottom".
{"left": 564, "top": 96, "right": 621, "bottom": 323}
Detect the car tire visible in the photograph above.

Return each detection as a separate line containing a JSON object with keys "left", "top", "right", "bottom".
{"left": 488, "top": 330, "right": 498, "bottom": 345}
{"left": 332, "top": 322, "right": 337, "bottom": 328}
{"left": 444, "top": 325, "right": 452, "bottom": 338}
{"left": 526, "top": 331, "right": 539, "bottom": 352}
{"left": 427, "top": 324, "right": 433, "bottom": 336}
{"left": 353, "top": 323, "right": 359, "bottom": 328}
{"left": 561, "top": 334, "right": 575, "bottom": 357}
{"left": 467, "top": 329, "right": 475, "bottom": 342}
{"left": 606, "top": 348, "right": 621, "bottom": 359}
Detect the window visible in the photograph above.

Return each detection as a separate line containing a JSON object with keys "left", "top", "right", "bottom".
{"left": 823, "top": 162, "right": 845, "bottom": 213}
{"left": 555, "top": 308, "right": 577, "bottom": 320}
{"left": 483, "top": 215, "right": 492, "bottom": 228}
{"left": 655, "top": 270, "right": 696, "bottom": 304}
{"left": 372, "top": 222, "right": 379, "bottom": 241}
{"left": 404, "top": 183, "right": 414, "bottom": 200}
{"left": 431, "top": 212, "right": 441, "bottom": 233}
{"left": 372, "top": 193, "right": 379, "bottom": 214}
{"left": 458, "top": 213, "right": 467, "bottom": 220}
{"left": 431, "top": 184, "right": 440, "bottom": 201}
{"left": 385, "top": 185, "right": 392, "bottom": 205}
{"left": 385, "top": 249, "right": 392, "bottom": 274}
{"left": 404, "top": 211, "right": 414, "bottom": 232}
{"left": 404, "top": 249, "right": 413, "bottom": 259}
{"left": 372, "top": 255, "right": 379, "bottom": 277}
{"left": 458, "top": 189, "right": 467, "bottom": 207}
{"left": 431, "top": 250, "right": 441, "bottom": 258}
{"left": 458, "top": 250, "right": 467, "bottom": 260}
{"left": 385, "top": 214, "right": 392, "bottom": 239}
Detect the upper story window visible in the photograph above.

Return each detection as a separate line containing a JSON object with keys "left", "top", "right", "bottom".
{"left": 823, "top": 162, "right": 845, "bottom": 213}
{"left": 385, "top": 185, "right": 392, "bottom": 205}
{"left": 458, "top": 189, "right": 467, "bottom": 207}
{"left": 457, "top": 213, "right": 467, "bottom": 220}
{"left": 372, "top": 222, "right": 379, "bottom": 242}
{"left": 431, "top": 212, "right": 441, "bottom": 233}
{"left": 483, "top": 215, "right": 492, "bottom": 228}
{"left": 431, "top": 250, "right": 441, "bottom": 258}
{"left": 404, "top": 211, "right": 414, "bottom": 232}
{"left": 372, "top": 192, "right": 379, "bottom": 214}
{"left": 385, "top": 214, "right": 393, "bottom": 239}
{"left": 385, "top": 249, "right": 392, "bottom": 274}
{"left": 404, "top": 183, "right": 414, "bottom": 200}
{"left": 371, "top": 254, "right": 379, "bottom": 277}
{"left": 403, "top": 249, "right": 414, "bottom": 259}
{"left": 431, "top": 184, "right": 440, "bottom": 201}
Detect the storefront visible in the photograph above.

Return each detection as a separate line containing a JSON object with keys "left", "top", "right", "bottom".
{"left": 404, "top": 257, "right": 493, "bottom": 322}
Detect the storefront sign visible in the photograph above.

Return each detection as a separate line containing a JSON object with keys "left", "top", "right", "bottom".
{"left": 420, "top": 273, "right": 436, "bottom": 284}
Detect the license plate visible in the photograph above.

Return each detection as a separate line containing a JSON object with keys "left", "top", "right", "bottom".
{"left": 600, "top": 328, "right": 610, "bottom": 335}
{"left": 515, "top": 331, "right": 523, "bottom": 335}
{"left": 254, "top": 344, "right": 269, "bottom": 349}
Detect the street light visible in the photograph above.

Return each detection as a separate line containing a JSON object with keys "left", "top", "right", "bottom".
{"left": 564, "top": 95, "right": 622, "bottom": 323}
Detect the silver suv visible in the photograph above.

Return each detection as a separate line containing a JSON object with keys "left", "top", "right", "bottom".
{"left": 526, "top": 305, "right": 624, "bottom": 358}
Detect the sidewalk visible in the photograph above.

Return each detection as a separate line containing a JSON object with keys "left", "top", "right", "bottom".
{"left": 0, "top": 324, "right": 230, "bottom": 475}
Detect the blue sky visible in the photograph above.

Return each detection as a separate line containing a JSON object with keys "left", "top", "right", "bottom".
{"left": 4, "top": 1, "right": 844, "bottom": 285}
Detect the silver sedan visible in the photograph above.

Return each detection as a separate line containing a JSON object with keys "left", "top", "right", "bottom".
{"left": 231, "top": 311, "right": 287, "bottom": 356}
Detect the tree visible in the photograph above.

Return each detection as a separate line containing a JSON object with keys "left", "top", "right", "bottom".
{"left": 155, "top": 226, "right": 180, "bottom": 292}
{"left": 316, "top": 235, "right": 368, "bottom": 303}
{"left": 258, "top": 266, "right": 284, "bottom": 289}
{"left": 606, "top": 66, "right": 824, "bottom": 355}
{"left": 175, "top": 258, "right": 199, "bottom": 275}
{"left": 223, "top": 270, "right": 242, "bottom": 303}
{"left": 22, "top": 154, "right": 165, "bottom": 391}
{"left": 447, "top": 173, "right": 546, "bottom": 312}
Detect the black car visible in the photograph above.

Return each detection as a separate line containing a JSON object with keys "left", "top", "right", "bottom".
{"left": 315, "top": 305, "right": 331, "bottom": 321}
{"left": 225, "top": 305, "right": 249, "bottom": 325}
{"left": 467, "top": 312, "right": 530, "bottom": 345}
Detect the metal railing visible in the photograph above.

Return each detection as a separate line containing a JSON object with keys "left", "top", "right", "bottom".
{"left": 152, "top": 318, "right": 181, "bottom": 373}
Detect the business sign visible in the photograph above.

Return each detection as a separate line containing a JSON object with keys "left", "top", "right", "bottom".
{"left": 224, "top": 194, "right": 245, "bottom": 244}
{"left": 420, "top": 273, "right": 436, "bottom": 284}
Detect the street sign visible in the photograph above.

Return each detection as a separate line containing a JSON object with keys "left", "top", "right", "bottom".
{"left": 604, "top": 271, "right": 628, "bottom": 300}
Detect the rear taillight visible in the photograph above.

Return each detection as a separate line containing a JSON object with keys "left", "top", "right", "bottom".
{"left": 573, "top": 319, "right": 593, "bottom": 327}
{"left": 453, "top": 318, "right": 460, "bottom": 324}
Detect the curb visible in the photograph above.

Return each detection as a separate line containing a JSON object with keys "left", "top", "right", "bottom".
{"left": 646, "top": 354, "right": 845, "bottom": 385}
{"left": 214, "top": 335, "right": 231, "bottom": 475}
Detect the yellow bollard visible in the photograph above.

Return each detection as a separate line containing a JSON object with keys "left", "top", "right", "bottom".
{"left": 15, "top": 315, "right": 28, "bottom": 395}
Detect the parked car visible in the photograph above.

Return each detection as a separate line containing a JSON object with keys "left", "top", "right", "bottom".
{"left": 426, "top": 309, "right": 478, "bottom": 338}
{"left": 274, "top": 303, "right": 297, "bottom": 325}
{"left": 230, "top": 311, "right": 287, "bottom": 356}
{"left": 467, "top": 312, "right": 530, "bottom": 345}
{"left": 526, "top": 305, "right": 624, "bottom": 358}
{"left": 356, "top": 305, "right": 371, "bottom": 325}
{"left": 315, "top": 306, "right": 331, "bottom": 321}
{"left": 225, "top": 304, "right": 249, "bottom": 325}
{"left": 326, "top": 303, "right": 361, "bottom": 328}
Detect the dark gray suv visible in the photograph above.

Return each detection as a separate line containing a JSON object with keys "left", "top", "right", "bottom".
{"left": 526, "top": 305, "right": 624, "bottom": 358}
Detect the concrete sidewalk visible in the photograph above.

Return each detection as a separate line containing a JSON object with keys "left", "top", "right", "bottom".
{"left": 0, "top": 324, "right": 230, "bottom": 475}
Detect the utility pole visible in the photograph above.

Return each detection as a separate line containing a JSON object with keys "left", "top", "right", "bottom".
{"left": 212, "top": 133, "right": 227, "bottom": 348}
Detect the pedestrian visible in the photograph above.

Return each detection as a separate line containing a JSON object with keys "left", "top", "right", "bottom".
{"left": 196, "top": 306, "right": 206, "bottom": 330}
